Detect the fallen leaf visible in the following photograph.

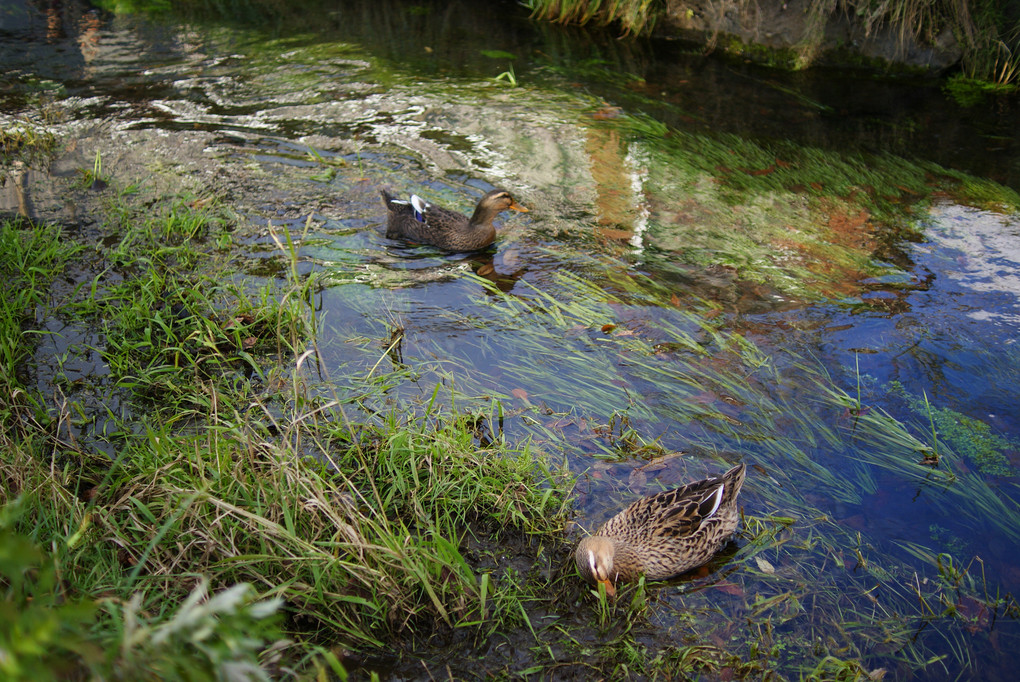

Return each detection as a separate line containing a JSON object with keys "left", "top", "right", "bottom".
{"left": 714, "top": 581, "right": 744, "bottom": 597}
{"left": 958, "top": 596, "right": 991, "bottom": 633}
{"left": 754, "top": 556, "right": 776, "bottom": 574}
{"left": 511, "top": 388, "right": 529, "bottom": 401}
{"left": 601, "top": 323, "right": 616, "bottom": 333}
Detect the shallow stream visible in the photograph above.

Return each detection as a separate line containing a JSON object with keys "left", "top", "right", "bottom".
{"left": 3, "top": 0, "right": 1020, "bottom": 678}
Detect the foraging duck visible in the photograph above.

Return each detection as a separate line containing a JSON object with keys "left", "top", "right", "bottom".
{"left": 575, "top": 462, "right": 746, "bottom": 597}
{"left": 381, "top": 188, "right": 528, "bottom": 251}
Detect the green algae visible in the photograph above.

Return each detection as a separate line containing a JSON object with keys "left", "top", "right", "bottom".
{"left": 891, "top": 381, "right": 1017, "bottom": 477}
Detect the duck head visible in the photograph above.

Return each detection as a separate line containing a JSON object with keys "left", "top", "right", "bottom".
{"left": 470, "top": 189, "right": 528, "bottom": 224}
{"left": 575, "top": 535, "right": 617, "bottom": 597}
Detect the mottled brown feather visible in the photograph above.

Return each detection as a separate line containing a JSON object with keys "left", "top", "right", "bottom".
{"left": 575, "top": 462, "right": 746, "bottom": 590}
{"left": 381, "top": 188, "right": 527, "bottom": 252}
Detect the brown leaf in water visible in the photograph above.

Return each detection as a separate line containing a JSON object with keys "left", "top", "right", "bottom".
{"left": 842, "top": 514, "right": 868, "bottom": 531}
{"left": 714, "top": 581, "right": 744, "bottom": 597}
{"left": 511, "top": 388, "right": 529, "bottom": 401}
{"left": 476, "top": 263, "right": 495, "bottom": 277}
{"left": 958, "top": 596, "right": 991, "bottom": 633}
{"left": 670, "top": 293, "right": 681, "bottom": 307}
{"left": 601, "top": 323, "right": 616, "bottom": 333}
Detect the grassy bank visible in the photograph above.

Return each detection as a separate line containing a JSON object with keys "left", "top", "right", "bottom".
{"left": 528, "top": 0, "right": 1020, "bottom": 85}
{"left": 0, "top": 195, "right": 573, "bottom": 678}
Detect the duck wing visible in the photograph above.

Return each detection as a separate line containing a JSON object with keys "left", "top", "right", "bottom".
{"left": 599, "top": 464, "right": 745, "bottom": 545}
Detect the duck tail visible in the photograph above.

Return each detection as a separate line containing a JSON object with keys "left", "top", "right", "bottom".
{"left": 722, "top": 462, "right": 747, "bottom": 501}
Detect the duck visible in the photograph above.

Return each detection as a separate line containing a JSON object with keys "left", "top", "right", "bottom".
{"left": 575, "top": 462, "right": 746, "bottom": 597}
{"left": 381, "top": 188, "right": 528, "bottom": 251}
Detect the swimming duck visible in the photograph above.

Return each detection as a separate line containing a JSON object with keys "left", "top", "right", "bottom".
{"left": 575, "top": 462, "right": 746, "bottom": 596}
{"left": 381, "top": 188, "right": 528, "bottom": 251}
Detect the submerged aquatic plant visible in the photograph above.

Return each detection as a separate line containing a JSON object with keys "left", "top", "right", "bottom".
{"left": 891, "top": 381, "right": 1016, "bottom": 476}
{"left": 494, "top": 63, "right": 518, "bottom": 87}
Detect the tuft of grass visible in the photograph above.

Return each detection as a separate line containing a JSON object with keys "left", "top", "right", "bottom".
{"left": 0, "top": 219, "right": 81, "bottom": 394}
{"left": 528, "top": 0, "right": 658, "bottom": 36}
{"left": 494, "top": 63, "right": 518, "bottom": 87}
{"left": 0, "top": 123, "right": 60, "bottom": 178}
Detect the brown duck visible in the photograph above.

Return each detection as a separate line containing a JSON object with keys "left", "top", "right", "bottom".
{"left": 575, "top": 462, "right": 746, "bottom": 596}
{"left": 381, "top": 188, "right": 528, "bottom": 251}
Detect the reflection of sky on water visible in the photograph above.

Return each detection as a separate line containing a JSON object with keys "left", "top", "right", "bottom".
{"left": 923, "top": 202, "right": 1020, "bottom": 326}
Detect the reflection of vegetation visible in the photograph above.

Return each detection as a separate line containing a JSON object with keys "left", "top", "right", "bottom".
{"left": 594, "top": 109, "right": 1020, "bottom": 300}
{"left": 891, "top": 381, "right": 1016, "bottom": 476}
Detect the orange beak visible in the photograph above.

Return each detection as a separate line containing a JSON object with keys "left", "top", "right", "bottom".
{"left": 598, "top": 578, "right": 616, "bottom": 598}
{"left": 508, "top": 199, "right": 529, "bottom": 213}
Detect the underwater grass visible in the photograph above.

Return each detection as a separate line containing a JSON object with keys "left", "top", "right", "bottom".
{"left": 328, "top": 262, "right": 1020, "bottom": 678}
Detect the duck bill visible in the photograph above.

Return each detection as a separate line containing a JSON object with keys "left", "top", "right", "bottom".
{"left": 598, "top": 578, "right": 616, "bottom": 598}
{"left": 508, "top": 199, "right": 529, "bottom": 213}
